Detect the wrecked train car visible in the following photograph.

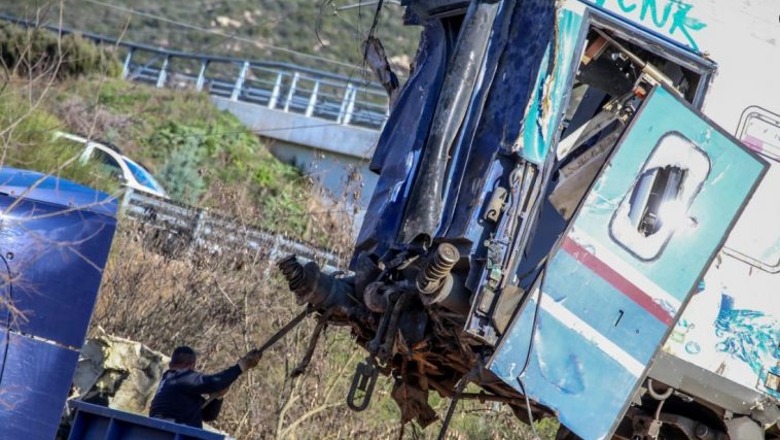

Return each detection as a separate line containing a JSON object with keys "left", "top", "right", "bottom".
{"left": 280, "top": 0, "right": 780, "bottom": 439}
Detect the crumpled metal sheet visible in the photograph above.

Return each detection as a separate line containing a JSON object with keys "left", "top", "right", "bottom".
{"left": 72, "top": 333, "right": 168, "bottom": 415}
{"left": 516, "top": 5, "right": 583, "bottom": 165}
{"left": 353, "top": 18, "right": 449, "bottom": 261}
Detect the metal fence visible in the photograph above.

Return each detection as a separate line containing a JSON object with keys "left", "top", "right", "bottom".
{"left": 0, "top": 14, "right": 390, "bottom": 131}
{"left": 121, "top": 189, "right": 344, "bottom": 273}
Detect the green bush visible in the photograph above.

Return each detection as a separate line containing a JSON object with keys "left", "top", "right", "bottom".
{"left": 0, "top": 23, "right": 121, "bottom": 80}
{"left": 147, "top": 119, "right": 308, "bottom": 234}
{"left": 154, "top": 125, "right": 207, "bottom": 204}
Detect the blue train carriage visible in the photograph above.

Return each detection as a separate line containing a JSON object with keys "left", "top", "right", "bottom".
{"left": 278, "top": 1, "right": 780, "bottom": 439}
{"left": 0, "top": 167, "right": 118, "bottom": 439}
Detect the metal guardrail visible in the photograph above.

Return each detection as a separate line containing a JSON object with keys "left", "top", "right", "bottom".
{"left": 0, "top": 14, "right": 390, "bottom": 131}
{"left": 121, "top": 189, "right": 344, "bottom": 273}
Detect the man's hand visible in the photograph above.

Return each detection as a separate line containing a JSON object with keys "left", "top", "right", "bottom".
{"left": 238, "top": 349, "right": 263, "bottom": 372}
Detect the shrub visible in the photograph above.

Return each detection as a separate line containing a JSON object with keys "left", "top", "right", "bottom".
{"left": 0, "top": 22, "right": 121, "bottom": 80}
{"left": 158, "top": 136, "right": 207, "bottom": 204}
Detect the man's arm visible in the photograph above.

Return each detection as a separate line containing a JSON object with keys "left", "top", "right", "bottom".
{"left": 181, "top": 350, "right": 263, "bottom": 395}
{"left": 185, "top": 365, "right": 243, "bottom": 395}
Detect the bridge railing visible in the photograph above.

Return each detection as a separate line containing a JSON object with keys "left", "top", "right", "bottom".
{"left": 0, "top": 14, "right": 390, "bottom": 131}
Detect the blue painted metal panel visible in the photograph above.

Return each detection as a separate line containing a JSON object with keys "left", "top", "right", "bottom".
{"left": 517, "top": 8, "right": 584, "bottom": 165}
{"left": 0, "top": 167, "right": 117, "bottom": 217}
{"left": 354, "top": 0, "right": 557, "bottom": 263}
{"left": 0, "top": 167, "right": 117, "bottom": 440}
{"left": 574, "top": 88, "right": 766, "bottom": 302}
{"left": 68, "top": 401, "right": 226, "bottom": 440}
{"left": 353, "top": 19, "right": 449, "bottom": 261}
{"left": 0, "top": 187, "right": 117, "bottom": 348}
{"left": 492, "top": 300, "right": 639, "bottom": 440}
{"left": 544, "top": 250, "right": 666, "bottom": 363}
{"left": 489, "top": 87, "right": 767, "bottom": 440}
{"left": 441, "top": 0, "right": 556, "bottom": 243}
{"left": 0, "top": 255, "right": 9, "bottom": 355}
{"left": 0, "top": 332, "right": 79, "bottom": 440}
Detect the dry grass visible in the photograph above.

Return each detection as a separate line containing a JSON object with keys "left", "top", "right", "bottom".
{"left": 91, "top": 221, "right": 395, "bottom": 439}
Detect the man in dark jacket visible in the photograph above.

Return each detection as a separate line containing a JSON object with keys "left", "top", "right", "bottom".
{"left": 149, "top": 346, "right": 262, "bottom": 428}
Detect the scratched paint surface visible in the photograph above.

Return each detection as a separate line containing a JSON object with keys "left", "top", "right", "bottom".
{"left": 581, "top": 0, "right": 707, "bottom": 52}
{"left": 519, "top": 6, "right": 583, "bottom": 164}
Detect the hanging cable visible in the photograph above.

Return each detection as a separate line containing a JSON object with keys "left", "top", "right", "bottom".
{"left": 513, "top": 271, "right": 546, "bottom": 439}
{"left": 436, "top": 366, "right": 479, "bottom": 440}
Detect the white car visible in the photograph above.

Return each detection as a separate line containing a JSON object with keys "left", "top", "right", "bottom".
{"left": 55, "top": 132, "right": 168, "bottom": 199}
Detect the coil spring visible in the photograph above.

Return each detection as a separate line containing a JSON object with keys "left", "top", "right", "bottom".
{"left": 278, "top": 255, "right": 306, "bottom": 292}
{"left": 417, "top": 243, "right": 459, "bottom": 294}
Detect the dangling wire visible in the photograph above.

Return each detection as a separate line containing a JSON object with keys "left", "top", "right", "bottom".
{"left": 516, "top": 376, "right": 540, "bottom": 439}
{"left": 362, "top": 0, "right": 385, "bottom": 64}
{"left": 314, "top": 1, "right": 335, "bottom": 49}
{"left": 514, "top": 271, "right": 546, "bottom": 440}
{"left": 436, "top": 366, "right": 479, "bottom": 440}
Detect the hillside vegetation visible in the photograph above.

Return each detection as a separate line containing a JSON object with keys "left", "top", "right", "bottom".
{"left": 0, "top": 21, "right": 324, "bottom": 240}
{"left": 0, "top": 0, "right": 421, "bottom": 77}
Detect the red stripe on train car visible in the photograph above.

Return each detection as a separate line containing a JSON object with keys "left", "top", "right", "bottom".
{"left": 561, "top": 236, "right": 674, "bottom": 326}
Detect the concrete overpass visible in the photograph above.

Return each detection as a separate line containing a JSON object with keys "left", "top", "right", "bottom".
{"left": 211, "top": 98, "right": 380, "bottom": 209}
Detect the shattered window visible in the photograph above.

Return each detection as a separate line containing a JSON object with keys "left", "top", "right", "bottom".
{"left": 610, "top": 133, "right": 710, "bottom": 261}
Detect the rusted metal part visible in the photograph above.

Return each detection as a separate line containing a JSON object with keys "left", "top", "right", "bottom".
{"left": 379, "top": 294, "right": 414, "bottom": 361}
{"left": 347, "top": 359, "right": 379, "bottom": 412}
{"left": 290, "top": 316, "right": 328, "bottom": 378}
{"left": 392, "top": 380, "right": 438, "bottom": 428}
{"left": 277, "top": 252, "right": 532, "bottom": 429}
{"left": 416, "top": 243, "right": 459, "bottom": 294}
